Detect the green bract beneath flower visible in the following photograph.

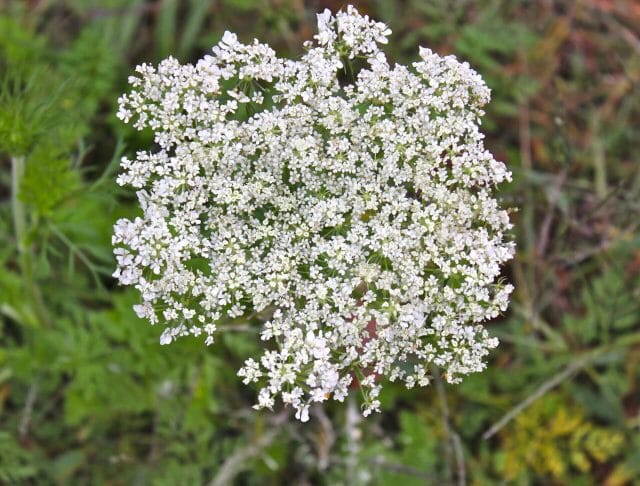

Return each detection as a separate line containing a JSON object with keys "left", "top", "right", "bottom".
{"left": 113, "top": 5, "right": 514, "bottom": 422}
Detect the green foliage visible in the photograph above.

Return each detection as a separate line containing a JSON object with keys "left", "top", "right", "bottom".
{"left": 20, "top": 146, "right": 81, "bottom": 217}
{"left": 499, "top": 393, "right": 624, "bottom": 481}
{"left": 0, "top": 17, "right": 116, "bottom": 158}
{"left": 371, "top": 412, "right": 439, "bottom": 485}
{"left": 0, "top": 432, "right": 37, "bottom": 484}
{"left": 563, "top": 264, "right": 640, "bottom": 346}
{"left": 1, "top": 1, "right": 639, "bottom": 484}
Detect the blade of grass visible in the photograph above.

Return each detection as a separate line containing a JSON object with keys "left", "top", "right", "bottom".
{"left": 156, "top": 0, "right": 178, "bottom": 59}
{"left": 178, "top": 0, "right": 212, "bottom": 59}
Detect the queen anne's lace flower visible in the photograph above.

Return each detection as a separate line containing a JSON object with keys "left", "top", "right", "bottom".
{"left": 113, "top": 5, "right": 514, "bottom": 421}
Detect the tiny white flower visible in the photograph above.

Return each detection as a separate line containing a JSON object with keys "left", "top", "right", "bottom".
{"left": 159, "top": 329, "right": 173, "bottom": 345}
{"left": 295, "top": 404, "right": 310, "bottom": 422}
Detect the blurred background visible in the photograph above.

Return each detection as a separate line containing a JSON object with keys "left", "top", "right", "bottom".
{"left": 1, "top": 0, "right": 639, "bottom": 484}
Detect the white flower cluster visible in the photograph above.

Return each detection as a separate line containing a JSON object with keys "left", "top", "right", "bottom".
{"left": 113, "top": 5, "right": 514, "bottom": 421}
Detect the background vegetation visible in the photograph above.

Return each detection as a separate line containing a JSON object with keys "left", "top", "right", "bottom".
{"left": 1, "top": 0, "right": 639, "bottom": 484}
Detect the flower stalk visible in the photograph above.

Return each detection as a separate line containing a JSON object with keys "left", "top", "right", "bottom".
{"left": 11, "top": 155, "right": 50, "bottom": 328}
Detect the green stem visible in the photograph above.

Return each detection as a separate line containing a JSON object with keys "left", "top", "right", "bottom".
{"left": 11, "top": 156, "right": 27, "bottom": 255}
{"left": 11, "top": 155, "right": 50, "bottom": 327}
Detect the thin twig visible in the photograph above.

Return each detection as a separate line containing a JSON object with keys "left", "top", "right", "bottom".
{"left": 557, "top": 217, "right": 640, "bottom": 266}
{"left": 452, "top": 432, "right": 465, "bottom": 486}
{"left": 208, "top": 410, "right": 289, "bottom": 486}
{"left": 312, "top": 404, "right": 335, "bottom": 471}
{"left": 535, "top": 169, "right": 566, "bottom": 258}
{"left": 485, "top": 333, "right": 640, "bottom": 441}
{"left": 18, "top": 374, "right": 40, "bottom": 442}
{"left": 434, "top": 373, "right": 452, "bottom": 482}
{"left": 482, "top": 356, "right": 589, "bottom": 440}
{"left": 434, "top": 369, "right": 465, "bottom": 486}
{"left": 344, "top": 394, "right": 362, "bottom": 483}
{"left": 558, "top": 240, "right": 612, "bottom": 266}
